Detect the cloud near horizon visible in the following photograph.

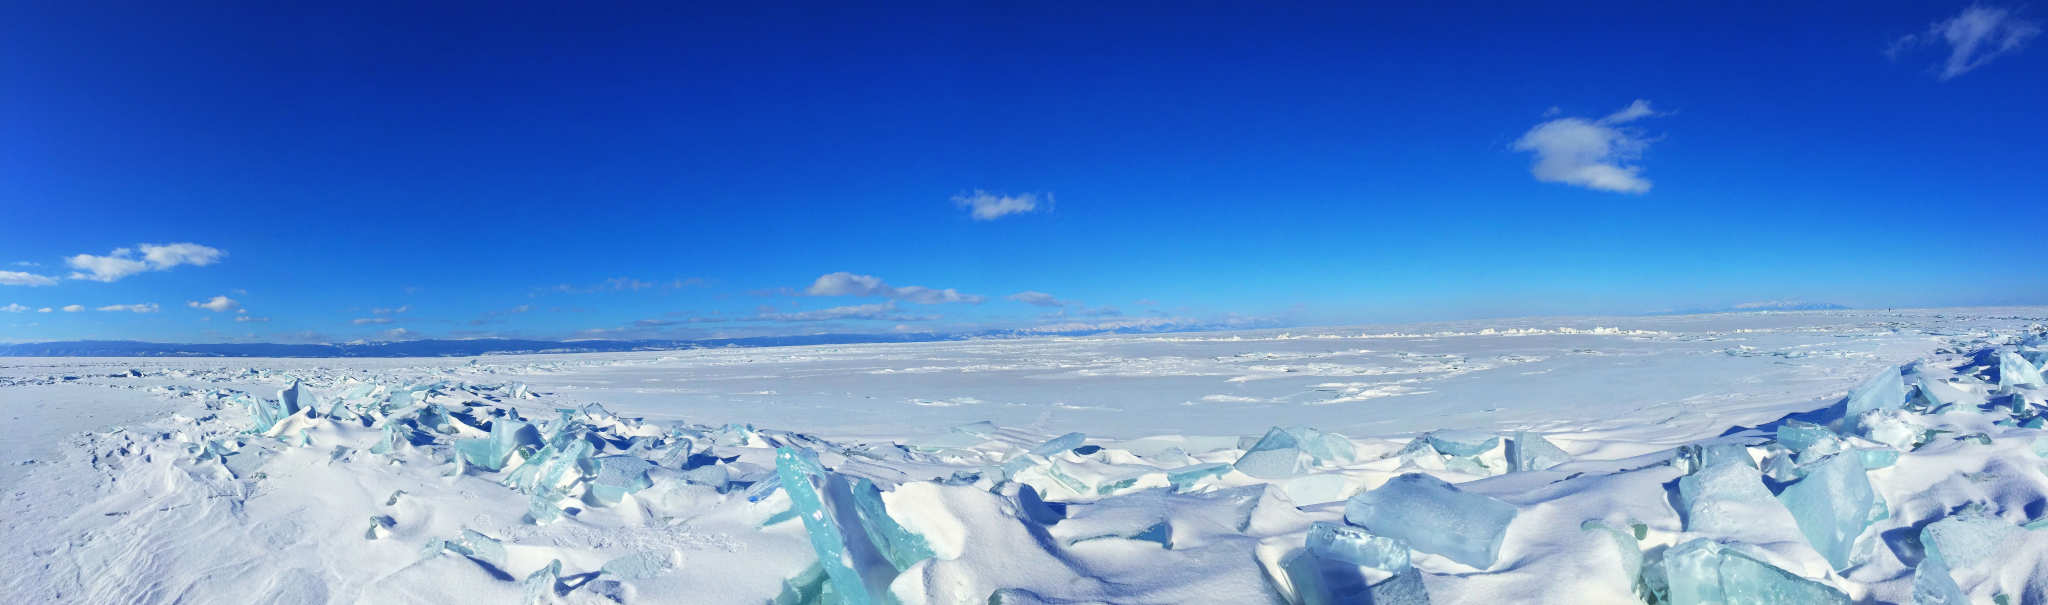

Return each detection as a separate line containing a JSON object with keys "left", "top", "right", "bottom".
{"left": 804, "top": 272, "right": 986, "bottom": 304}
{"left": 66, "top": 243, "right": 225, "bottom": 282}
{"left": 1889, "top": 4, "right": 2041, "bottom": 80}
{"left": 1512, "top": 100, "right": 1662, "bottom": 194}
{"left": 738, "top": 300, "right": 942, "bottom": 323}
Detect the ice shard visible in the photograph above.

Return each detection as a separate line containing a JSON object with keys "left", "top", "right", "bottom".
{"left": 1920, "top": 514, "right": 2022, "bottom": 571}
{"left": 1910, "top": 556, "right": 1969, "bottom": 605}
{"left": 1029, "top": 432, "right": 1086, "bottom": 457}
{"left": 1285, "top": 426, "right": 1356, "bottom": 466}
{"left": 1775, "top": 420, "right": 1839, "bottom": 454}
{"left": 1999, "top": 349, "right": 2047, "bottom": 390}
{"left": 1306, "top": 521, "right": 1410, "bottom": 573}
{"left": 1698, "top": 443, "right": 1755, "bottom": 470}
{"left": 1855, "top": 409, "right": 1927, "bottom": 450}
{"left": 1235, "top": 427, "right": 1315, "bottom": 480}
{"left": 445, "top": 529, "right": 508, "bottom": 569}
{"left": 1661, "top": 539, "right": 1851, "bottom": 605}
{"left": 453, "top": 418, "right": 541, "bottom": 472}
{"left": 522, "top": 559, "right": 561, "bottom": 605}
{"left": 601, "top": 551, "right": 673, "bottom": 580}
{"left": 774, "top": 446, "right": 900, "bottom": 605}
{"left": 588, "top": 455, "right": 655, "bottom": 505}
{"left": 1016, "top": 483, "right": 1067, "bottom": 525}
{"left": 1509, "top": 431, "right": 1572, "bottom": 472}
{"left": 1842, "top": 366, "right": 1906, "bottom": 434}
{"left": 679, "top": 463, "right": 730, "bottom": 492}
{"left": 1165, "top": 462, "right": 1230, "bottom": 492}
{"left": 1775, "top": 452, "right": 1874, "bottom": 571}
{"left": 1345, "top": 473, "right": 1517, "bottom": 569}
{"left": 1678, "top": 461, "right": 1787, "bottom": 538}
{"left": 1425, "top": 430, "right": 1499, "bottom": 457}
{"left": 1395, "top": 437, "right": 1446, "bottom": 471}
{"left": 1443, "top": 456, "right": 1494, "bottom": 477}
{"left": 850, "top": 478, "right": 935, "bottom": 571}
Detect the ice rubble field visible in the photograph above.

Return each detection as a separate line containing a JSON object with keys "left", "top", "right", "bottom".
{"left": 5, "top": 309, "right": 2048, "bottom": 604}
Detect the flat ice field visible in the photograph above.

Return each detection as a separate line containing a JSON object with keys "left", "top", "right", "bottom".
{"left": 4, "top": 308, "right": 2048, "bottom": 604}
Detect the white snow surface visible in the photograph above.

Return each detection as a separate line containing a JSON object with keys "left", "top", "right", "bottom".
{"left": 2, "top": 307, "right": 2047, "bottom": 604}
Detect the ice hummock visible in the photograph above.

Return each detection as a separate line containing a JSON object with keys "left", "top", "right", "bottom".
{"left": 1508, "top": 430, "right": 1572, "bottom": 472}
{"left": 1344, "top": 473, "right": 1517, "bottom": 569}
{"left": 1841, "top": 365, "right": 1906, "bottom": 434}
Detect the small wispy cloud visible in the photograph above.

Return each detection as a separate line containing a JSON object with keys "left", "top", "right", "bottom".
{"left": 0, "top": 303, "right": 27, "bottom": 313}
{"left": 66, "top": 243, "right": 225, "bottom": 282}
{"left": 804, "top": 272, "right": 986, "bottom": 304}
{"left": 235, "top": 315, "right": 270, "bottom": 322}
{"left": 1512, "top": 100, "right": 1663, "bottom": 194}
{"left": 371, "top": 305, "right": 410, "bottom": 315}
{"left": 62, "top": 304, "right": 84, "bottom": 312}
{"left": 1005, "top": 291, "right": 1076, "bottom": 307}
{"left": 0, "top": 271, "right": 59, "bottom": 286}
{"left": 97, "top": 303, "right": 161, "bottom": 313}
{"left": 352, "top": 317, "right": 394, "bottom": 325}
{"left": 187, "top": 296, "right": 239, "bottom": 312}
{"left": 537, "top": 277, "right": 711, "bottom": 296}
{"left": 952, "top": 190, "right": 1049, "bottom": 220}
{"left": 1889, "top": 4, "right": 2042, "bottom": 79}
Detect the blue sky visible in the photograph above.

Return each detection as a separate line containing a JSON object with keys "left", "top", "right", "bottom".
{"left": 2, "top": 1, "right": 2043, "bottom": 343}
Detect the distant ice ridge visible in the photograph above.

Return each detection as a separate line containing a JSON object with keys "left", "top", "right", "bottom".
{"left": 8, "top": 326, "right": 2048, "bottom": 604}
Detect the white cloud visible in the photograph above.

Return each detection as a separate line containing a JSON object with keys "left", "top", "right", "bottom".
{"left": 737, "top": 300, "right": 942, "bottom": 322}
{"left": 1512, "top": 100, "right": 1662, "bottom": 194}
{"left": 1005, "top": 291, "right": 1076, "bottom": 307}
{"left": 0, "top": 271, "right": 59, "bottom": 286}
{"left": 353, "top": 317, "right": 394, "bottom": 324}
{"left": 97, "top": 303, "right": 161, "bottom": 313}
{"left": 235, "top": 315, "right": 270, "bottom": 322}
{"left": 951, "top": 190, "right": 1048, "bottom": 220}
{"left": 803, "top": 272, "right": 986, "bottom": 304}
{"left": 66, "top": 243, "right": 226, "bottom": 282}
{"left": 371, "top": 305, "right": 410, "bottom": 315}
{"left": 0, "top": 303, "right": 27, "bottom": 313}
{"left": 37, "top": 307, "right": 52, "bottom": 313}
{"left": 62, "top": 304, "right": 84, "bottom": 312}
{"left": 1889, "top": 5, "right": 2042, "bottom": 79}
{"left": 377, "top": 328, "right": 422, "bottom": 340}
{"left": 187, "top": 295, "right": 240, "bottom": 312}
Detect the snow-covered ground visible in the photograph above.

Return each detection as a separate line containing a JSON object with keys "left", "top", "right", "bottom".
{"left": 3, "top": 307, "right": 2046, "bottom": 604}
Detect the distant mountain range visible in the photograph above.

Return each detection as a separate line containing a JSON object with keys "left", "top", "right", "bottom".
{"left": 0, "top": 316, "right": 1281, "bottom": 357}
{"left": 1639, "top": 300, "right": 1851, "bottom": 316}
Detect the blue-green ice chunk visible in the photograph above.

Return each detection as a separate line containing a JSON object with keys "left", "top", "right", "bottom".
{"left": 1395, "top": 438, "right": 1445, "bottom": 471}
{"left": 1842, "top": 366, "right": 1906, "bottom": 434}
{"left": 679, "top": 463, "right": 730, "bottom": 492}
{"left": 1510, "top": 431, "right": 1572, "bottom": 472}
{"left": 775, "top": 447, "right": 900, "bottom": 605}
{"left": 1775, "top": 453, "right": 1873, "bottom": 571}
{"left": 446, "top": 529, "right": 508, "bottom": 568}
{"left": 1306, "top": 521, "right": 1409, "bottom": 573}
{"left": 851, "top": 478, "right": 935, "bottom": 572}
{"left": 1699, "top": 443, "right": 1755, "bottom": 470}
{"left": 1235, "top": 427, "right": 1314, "bottom": 479}
{"left": 1345, "top": 473, "right": 1516, "bottom": 569}
{"left": 1285, "top": 426, "right": 1356, "bottom": 466}
{"left": 1911, "top": 556, "right": 1969, "bottom": 605}
{"left": 1425, "top": 430, "right": 1500, "bottom": 457}
{"left": 1662, "top": 539, "right": 1851, "bottom": 605}
{"left": 522, "top": 559, "right": 561, "bottom": 605}
{"left": 1853, "top": 447, "right": 1899, "bottom": 470}
{"left": 1921, "top": 514, "right": 2023, "bottom": 571}
{"left": 1029, "top": 432, "right": 1086, "bottom": 457}
{"left": 2000, "top": 349, "right": 2047, "bottom": 390}
{"left": 454, "top": 418, "right": 541, "bottom": 472}
{"left": 1717, "top": 546, "right": 1851, "bottom": 604}
{"left": 1775, "top": 420, "right": 1837, "bottom": 454}
{"left": 601, "top": 551, "right": 673, "bottom": 580}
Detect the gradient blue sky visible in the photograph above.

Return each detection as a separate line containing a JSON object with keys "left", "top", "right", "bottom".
{"left": 3, "top": 1, "right": 2044, "bottom": 343}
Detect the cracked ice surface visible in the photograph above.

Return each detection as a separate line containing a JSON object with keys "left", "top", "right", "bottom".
{"left": 2, "top": 308, "right": 2048, "bottom": 603}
